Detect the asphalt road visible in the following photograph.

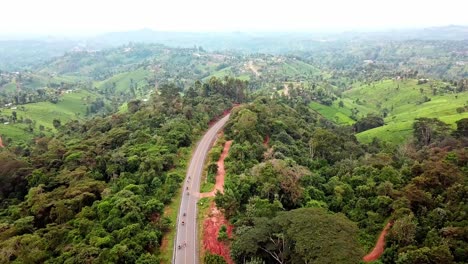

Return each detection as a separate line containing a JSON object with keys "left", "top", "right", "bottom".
{"left": 173, "top": 114, "right": 230, "bottom": 264}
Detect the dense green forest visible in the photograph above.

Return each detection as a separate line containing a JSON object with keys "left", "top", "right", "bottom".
{"left": 217, "top": 97, "right": 467, "bottom": 263}
{"left": 0, "top": 77, "right": 246, "bottom": 263}
{"left": 0, "top": 28, "right": 467, "bottom": 264}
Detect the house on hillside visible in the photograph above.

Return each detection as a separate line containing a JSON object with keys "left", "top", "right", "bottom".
{"left": 418, "top": 79, "right": 429, "bottom": 85}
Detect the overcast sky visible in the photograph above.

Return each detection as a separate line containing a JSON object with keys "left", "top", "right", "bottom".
{"left": 1, "top": 0, "right": 467, "bottom": 35}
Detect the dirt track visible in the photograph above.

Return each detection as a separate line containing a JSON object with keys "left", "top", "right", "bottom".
{"left": 203, "top": 202, "right": 234, "bottom": 264}
{"left": 363, "top": 222, "right": 393, "bottom": 262}
{"left": 199, "top": 139, "right": 234, "bottom": 263}
{"left": 248, "top": 61, "right": 260, "bottom": 77}
{"left": 199, "top": 140, "right": 232, "bottom": 198}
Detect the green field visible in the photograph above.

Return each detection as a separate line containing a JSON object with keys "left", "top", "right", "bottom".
{"left": 280, "top": 60, "right": 321, "bottom": 77}
{"left": 309, "top": 101, "right": 356, "bottom": 125}
{"left": 310, "top": 79, "right": 468, "bottom": 144}
{"left": 203, "top": 66, "right": 250, "bottom": 81}
{"left": 0, "top": 90, "right": 99, "bottom": 143}
{"left": 95, "top": 68, "right": 151, "bottom": 93}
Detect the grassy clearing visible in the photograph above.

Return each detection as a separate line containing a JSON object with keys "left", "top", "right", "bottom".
{"left": 309, "top": 101, "right": 355, "bottom": 125}
{"left": 94, "top": 68, "right": 150, "bottom": 93}
{"left": 118, "top": 103, "right": 128, "bottom": 113}
{"left": 0, "top": 90, "right": 98, "bottom": 143}
{"left": 0, "top": 123, "right": 36, "bottom": 144}
{"left": 200, "top": 183, "right": 215, "bottom": 193}
{"left": 310, "top": 79, "right": 468, "bottom": 144}
{"left": 2, "top": 90, "right": 95, "bottom": 128}
{"left": 203, "top": 66, "right": 251, "bottom": 82}
{"left": 280, "top": 60, "right": 321, "bottom": 77}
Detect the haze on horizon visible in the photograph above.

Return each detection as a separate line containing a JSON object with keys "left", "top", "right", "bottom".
{"left": 1, "top": 0, "right": 467, "bottom": 36}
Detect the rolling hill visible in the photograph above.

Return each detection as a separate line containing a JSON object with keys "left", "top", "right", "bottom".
{"left": 310, "top": 79, "right": 468, "bottom": 143}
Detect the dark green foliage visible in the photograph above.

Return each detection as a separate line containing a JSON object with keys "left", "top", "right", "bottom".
{"left": 413, "top": 117, "right": 451, "bottom": 146}
{"left": 218, "top": 225, "right": 228, "bottom": 241}
{"left": 354, "top": 114, "right": 385, "bottom": 133}
{"left": 217, "top": 96, "right": 467, "bottom": 263}
{"left": 455, "top": 118, "right": 468, "bottom": 137}
{"left": 204, "top": 253, "right": 228, "bottom": 264}
{"left": 231, "top": 208, "right": 364, "bottom": 264}
{"left": 0, "top": 152, "right": 30, "bottom": 200}
{"left": 0, "top": 78, "right": 245, "bottom": 263}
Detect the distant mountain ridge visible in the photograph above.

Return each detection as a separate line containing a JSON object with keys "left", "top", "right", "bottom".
{"left": 89, "top": 25, "right": 468, "bottom": 50}
{"left": 0, "top": 25, "right": 467, "bottom": 71}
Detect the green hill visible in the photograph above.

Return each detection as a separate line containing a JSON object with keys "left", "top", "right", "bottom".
{"left": 310, "top": 79, "right": 468, "bottom": 143}
{"left": 94, "top": 68, "right": 151, "bottom": 94}
{"left": 0, "top": 90, "right": 100, "bottom": 144}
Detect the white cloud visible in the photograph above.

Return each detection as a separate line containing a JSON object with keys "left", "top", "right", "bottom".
{"left": 1, "top": 0, "right": 467, "bottom": 34}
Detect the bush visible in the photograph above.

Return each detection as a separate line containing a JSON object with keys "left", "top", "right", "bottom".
{"left": 217, "top": 225, "right": 228, "bottom": 241}
{"left": 204, "top": 253, "right": 227, "bottom": 264}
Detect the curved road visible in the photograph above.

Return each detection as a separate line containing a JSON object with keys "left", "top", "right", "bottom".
{"left": 173, "top": 114, "right": 230, "bottom": 264}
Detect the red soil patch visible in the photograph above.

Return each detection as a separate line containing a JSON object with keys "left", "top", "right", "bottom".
{"left": 0, "top": 136, "right": 4, "bottom": 148}
{"left": 363, "top": 222, "right": 393, "bottom": 262}
{"left": 263, "top": 135, "right": 270, "bottom": 147}
{"left": 200, "top": 140, "right": 233, "bottom": 198}
{"left": 203, "top": 202, "right": 234, "bottom": 264}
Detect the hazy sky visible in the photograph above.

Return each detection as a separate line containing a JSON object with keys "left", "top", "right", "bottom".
{"left": 1, "top": 0, "right": 467, "bottom": 35}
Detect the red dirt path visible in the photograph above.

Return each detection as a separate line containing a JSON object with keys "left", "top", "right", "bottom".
{"left": 200, "top": 139, "right": 234, "bottom": 263}
{"left": 363, "top": 222, "right": 393, "bottom": 262}
{"left": 203, "top": 202, "right": 234, "bottom": 264}
{"left": 199, "top": 140, "right": 233, "bottom": 198}
{"left": 0, "top": 136, "right": 4, "bottom": 148}
{"left": 263, "top": 135, "right": 270, "bottom": 147}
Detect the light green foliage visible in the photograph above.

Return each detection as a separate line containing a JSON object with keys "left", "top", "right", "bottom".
{"left": 309, "top": 101, "right": 355, "bottom": 125}
{"left": 1, "top": 90, "right": 100, "bottom": 143}
{"left": 310, "top": 79, "right": 468, "bottom": 143}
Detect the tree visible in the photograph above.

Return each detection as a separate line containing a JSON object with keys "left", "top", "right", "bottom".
{"left": 204, "top": 253, "right": 228, "bottom": 264}
{"left": 455, "top": 118, "right": 468, "bottom": 137}
{"left": 389, "top": 214, "right": 417, "bottom": 246}
{"left": 52, "top": 118, "right": 61, "bottom": 129}
{"left": 413, "top": 118, "right": 450, "bottom": 146}
{"left": 231, "top": 208, "right": 363, "bottom": 264}
{"left": 354, "top": 114, "right": 384, "bottom": 133}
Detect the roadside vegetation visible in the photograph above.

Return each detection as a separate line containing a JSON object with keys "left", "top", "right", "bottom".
{"left": 0, "top": 33, "right": 467, "bottom": 264}
{"left": 0, "top": 77, "right": 246, "bottom": 263}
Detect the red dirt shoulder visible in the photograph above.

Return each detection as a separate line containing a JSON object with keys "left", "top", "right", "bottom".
{"left": 363, "top": 221, "right": 393, "bottom": 262}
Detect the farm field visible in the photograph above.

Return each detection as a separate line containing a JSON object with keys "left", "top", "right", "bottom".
{"left": 310, "top": 79, "right": 468, "bottom": 143}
